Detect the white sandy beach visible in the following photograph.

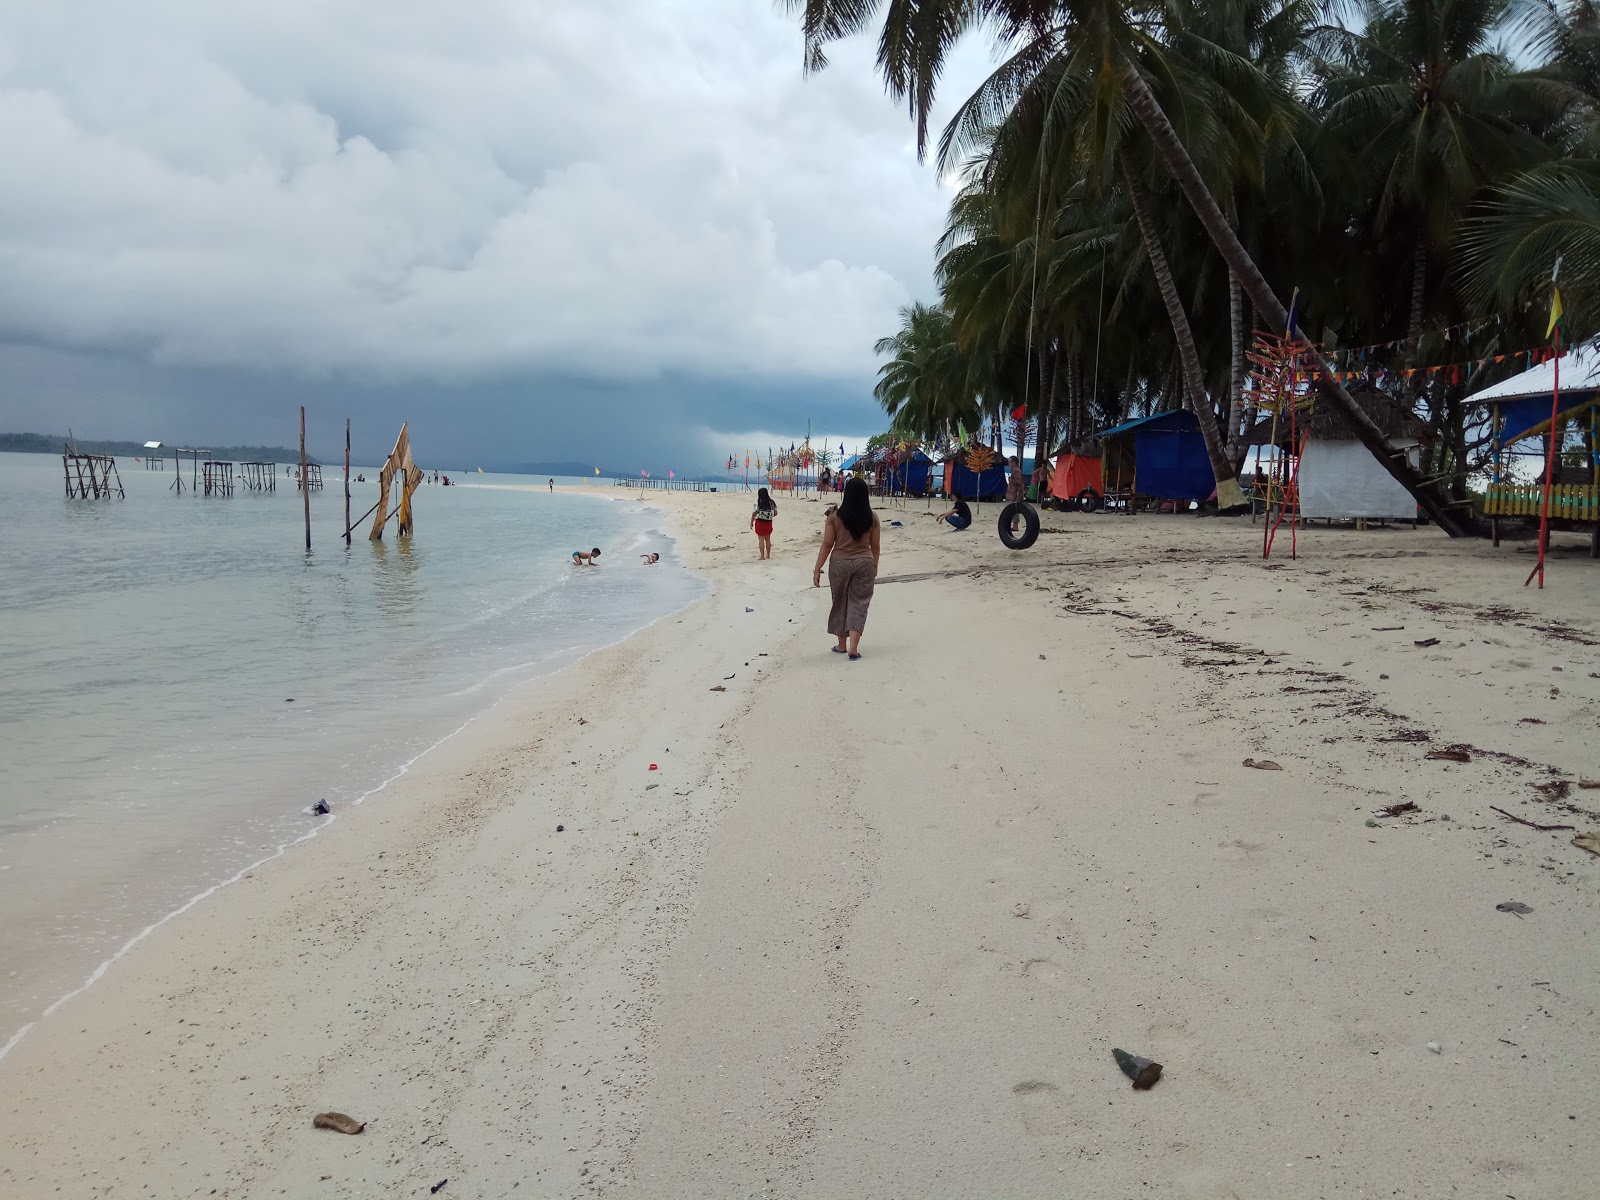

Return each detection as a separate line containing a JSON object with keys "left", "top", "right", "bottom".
{"left": 3, "top": 488, "right": 1598, "bottom": 1198}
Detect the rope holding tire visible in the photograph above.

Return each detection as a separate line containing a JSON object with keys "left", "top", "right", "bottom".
{"left": 998, "top": 501, "right": 1040, "bottom": 550}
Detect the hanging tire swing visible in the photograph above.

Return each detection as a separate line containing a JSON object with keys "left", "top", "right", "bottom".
{"left": 998, "top": 501, "right": 1040, "bottom": 550}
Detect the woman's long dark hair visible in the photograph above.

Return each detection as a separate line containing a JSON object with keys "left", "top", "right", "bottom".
{"left": 757, "top": 486, "right": 776, "bottom": 513}
{"left": 837, "top": 477, "right": 873, "bottom": 540}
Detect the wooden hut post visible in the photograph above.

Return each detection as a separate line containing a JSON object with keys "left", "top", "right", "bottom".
{"left": 300, "top": 405, "right": 311, "bottom": 551}
{"left": 344, "top": 418, "right": 352, "bottom": 547}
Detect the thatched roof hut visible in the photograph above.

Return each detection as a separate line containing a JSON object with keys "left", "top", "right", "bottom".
{"left": 1243, "top": 386, "right": 1432, "bottom": 446}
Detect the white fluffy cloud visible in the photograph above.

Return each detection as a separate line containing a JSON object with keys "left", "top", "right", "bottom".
{"left": 0, "top": 0, "right": 981, "bottom": 392}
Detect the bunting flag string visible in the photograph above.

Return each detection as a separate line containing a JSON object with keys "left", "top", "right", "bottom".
{"left": 1327, "top": 317, "right": 1485, "bottom": 360}
{"left": 1309, "top": 345, "right": 1559, "bottom": 386}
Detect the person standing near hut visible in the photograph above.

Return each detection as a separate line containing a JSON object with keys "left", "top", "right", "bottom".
{"left": 1006, "top": 455, "right": 1025, "bottom": 503}
{"left": 750, "top": 486, "right": 778, "bottom": 560}
{"left": 813, "top": 477, "right": 879, "bottom": 660}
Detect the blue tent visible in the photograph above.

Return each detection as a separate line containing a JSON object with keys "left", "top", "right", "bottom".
{"left": 1096, "top": 410, "right": 1215, "bottom": 501}
{"left": 945, "top": 456, "right": 1009, "bottom": 500}
{"left": 884, "top": 449, "right": 934, "bottom": 493}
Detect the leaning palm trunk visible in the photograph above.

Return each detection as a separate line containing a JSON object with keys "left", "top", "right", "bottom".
{"left": 1119, "top": 69, "right": 1474, "bottom": 536}
{"left": 1123, "top": 159, "right": 1246, "bottom": 510}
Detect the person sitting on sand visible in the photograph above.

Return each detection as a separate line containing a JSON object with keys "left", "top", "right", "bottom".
{"left": 813, "top": 477, "right": 879, "bottom": 660}
{"left": 936, "top": 491, "right": 973, "bottom": 531}
{"left": 572, "top": 547, "right": 601, "bottom": 566}
{"left": 640, "top": 552, "right": 660, "bottom": 565}
{"left": 750, "top": 486, "right": 778, "bottom": 560}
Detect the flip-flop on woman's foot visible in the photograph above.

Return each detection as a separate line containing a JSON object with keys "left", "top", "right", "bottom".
{"left": 831, "top": 645, "right": 848, "bottom": 654}
{"left": 848, "top": 653, "right": 862, "bottom": 660}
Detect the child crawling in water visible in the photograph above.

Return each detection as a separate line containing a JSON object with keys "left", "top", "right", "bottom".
{"left": 572, "top": 547, "right": 602, "bottom": 566}
{"left": 640, "top": 552, "right": 660, "bottom": 565}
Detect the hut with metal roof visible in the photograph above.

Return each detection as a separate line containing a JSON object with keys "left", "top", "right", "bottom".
{"left": 1465, "top": 341, "right": 1600, "bottom": 554}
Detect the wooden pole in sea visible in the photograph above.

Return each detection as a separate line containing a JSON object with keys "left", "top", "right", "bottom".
{"left": 344, "top": 418, "right": 352, "bottom": 546}
{"left": 300, "top": 405, "right": 311, "bottom": 551}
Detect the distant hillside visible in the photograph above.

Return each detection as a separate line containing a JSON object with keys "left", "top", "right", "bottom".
{"left": 1, "top": 432, "right": 316, "bottom": 465}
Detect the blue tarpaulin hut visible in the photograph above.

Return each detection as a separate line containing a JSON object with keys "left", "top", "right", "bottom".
{"left": 1095, "top": 410, "right": 1215, "bottom": 502}
{"left": 884, "top": 449, "right": 934, "bottom": 493}
{"left": 941, "top": 451, "right": 1009, "bottom": 500}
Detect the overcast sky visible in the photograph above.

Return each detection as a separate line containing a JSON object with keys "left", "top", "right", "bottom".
{"left": 0, "top": 1, "right": 989, "bottom": 469}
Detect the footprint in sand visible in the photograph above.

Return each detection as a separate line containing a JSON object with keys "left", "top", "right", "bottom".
{"left": 1243, "top": 905, "right": 1286, "bottom": 938}
{"left": 1011, "top": 1080, "right": 1071, "bottom": 1136}
{"left": 1217, "top": 838, "right": 1267, "bottom": 864}
{"left": 1019, "top": 957, "right": 1089, "bottom": 998}
{"left": 1146, "top": 1018, "right": 1198, "bottom": 1049}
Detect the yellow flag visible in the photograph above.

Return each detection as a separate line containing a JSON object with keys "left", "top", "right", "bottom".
{"left": 1547, "top": 288, "right": 1564, "bottom": 339}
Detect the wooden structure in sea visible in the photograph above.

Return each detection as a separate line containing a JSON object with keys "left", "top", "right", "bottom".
{"left": 202, "top": 460, "right": 235, "bottom": 497}
{"left": 63, "top": 447, "right": 125, "bottom": 499}
{"left": 239, "top": 461, "right": 276, "bottom": 492}
{"left": 143, "top": 440, "right": 165, "bottom": 469}
{"left": 170, "top": 448, "right": 208, "bottom": 494}
{"left": 365, "top": 423, "right": 422, "bottom": 539}
{"left": 298, "top": 463, "right": 324, "bottom": 492}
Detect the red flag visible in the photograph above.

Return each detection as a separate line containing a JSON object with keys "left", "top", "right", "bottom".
{"left": 1011, "top": 404, "right": 1027, "bottom": 420}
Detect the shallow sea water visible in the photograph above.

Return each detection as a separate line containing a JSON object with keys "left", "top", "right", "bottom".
{"left": 0, "top": 452, "right": 703, "bottom": 1047}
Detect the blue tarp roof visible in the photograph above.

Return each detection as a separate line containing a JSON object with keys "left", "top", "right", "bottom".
{"left": 1095, "top": 410, "right": 1198, "bottom": 439}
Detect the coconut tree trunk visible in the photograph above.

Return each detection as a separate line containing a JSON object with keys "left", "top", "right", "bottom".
{"left": 1119, "top": 68, "right": 1474, "bottom": 536}
{"left": 1226, "top": 270, "right": 1247, "bottom": 468}
{"left": 1122, "top": 157, "right": 1246, "bottom": 510}
{"left": 1405, "top": 244, "right": 1427, "bottom": 371}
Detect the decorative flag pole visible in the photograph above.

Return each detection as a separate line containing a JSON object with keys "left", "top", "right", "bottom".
{"left": 1526, "top": 257, "right": 1564, "bottom": 589}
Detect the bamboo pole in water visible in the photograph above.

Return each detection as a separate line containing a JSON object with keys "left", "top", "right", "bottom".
{"left": 300, "top": 405, "right": 311, "bottom": 552}
{"left": 344, "top": 418, "right": 352, "bottom": 546}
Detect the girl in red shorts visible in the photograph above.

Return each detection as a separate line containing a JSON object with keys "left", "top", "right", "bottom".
{"left": 750, "top": 487, "right": 777, "bottom": 559}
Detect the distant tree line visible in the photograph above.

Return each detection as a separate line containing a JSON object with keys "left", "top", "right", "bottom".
{"left": 790, "top": 0, "right": 1600, "bottom": 532}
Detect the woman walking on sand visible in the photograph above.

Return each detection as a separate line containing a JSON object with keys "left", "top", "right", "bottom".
{"left": 812, "top": 477, "right": 879, "bottom": 660}
{"left": 751, "top": 486, "right": 778, "bottom": 560}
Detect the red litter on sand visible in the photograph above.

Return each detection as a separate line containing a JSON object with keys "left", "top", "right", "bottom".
{"left": 649, "top": 764, "right": 658, "bottom": 771}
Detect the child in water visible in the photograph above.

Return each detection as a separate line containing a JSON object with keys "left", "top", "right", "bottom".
{"left": 572, "top": 547, "right": 602, "bottom": 566}
{"left": 640, "top": 552, "right": 660, "bottom": 565}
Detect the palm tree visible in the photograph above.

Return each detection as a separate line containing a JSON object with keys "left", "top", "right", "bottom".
{"left": 1313, "top": 0, "right": 1562, "bottom": 363}
{"left": 1460, "top": 161, "right": 1600, "bottom": 327}
{"left": 781, "top": 0, "right": 1482, "bottom": 533}
{"left": 873, "top": 302, "right": 983, "bottom": 440}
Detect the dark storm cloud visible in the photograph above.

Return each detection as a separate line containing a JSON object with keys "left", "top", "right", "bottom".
{"left": 0, "top": 1, "right": 988, "bottom": 466}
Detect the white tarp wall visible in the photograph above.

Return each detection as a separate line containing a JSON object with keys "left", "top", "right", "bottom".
{"left": 1298, "top": 438, "right": 1419, "bottom": 520}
